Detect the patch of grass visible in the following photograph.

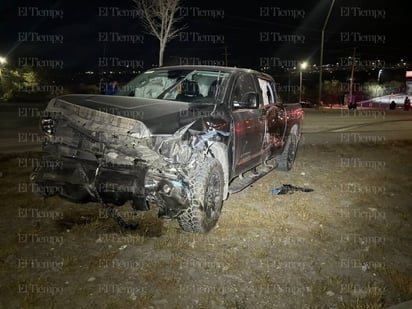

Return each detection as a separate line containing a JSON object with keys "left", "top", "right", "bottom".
{"left": 0, "top": 239, "right": 19, "bottom": 260}
{"left": 254, "top": 247, "right": 270, "bottom": 259}
{"left": 135, "top": 212, "right": 164, "bottom": 238}
{"left": 307, "top": 276, "right": 385, "bottom": 308}
{"left": 5, "top": 275, "right": 61, "bottom": 309}
{"left": 219, "top": 249, "right": 239, "bottom": 272}
{"left": 104, "top": 291, "right": 154, "bottom": 309}
{"left": 140, "top": 261, "right": 178, "bottom": 292}
{"left": 309, "top": 275, "right": 348, "bottom": 297}
{"left": 310, "top": 223, "right": 330, "bottom": 241}
{"left": 1, "top": 141, "right": 411, "bottom": 308}
{"left": 223, "top": 296, "right": 248, "bottom": 309}
{"left": 88, "top": 249, "right": 119, "bottom": 270}
{"left": 133, "top": 292, "right": 155, "bottom": 308}
{"left": 252, "top": 272, "right": 273, "bottom": 289}
{"left": 56, "top": 210, "right": 101, "bottom": 230}
{"left": 380, "top": 267, "right": 412, "bottom": 301}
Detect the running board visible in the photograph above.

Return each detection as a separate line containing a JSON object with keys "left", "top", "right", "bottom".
{"left": 229, "top": 163, "right": 277, "bottom": 194}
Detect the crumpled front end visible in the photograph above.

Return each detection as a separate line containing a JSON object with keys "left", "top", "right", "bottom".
{"left": 31, "top": 97, "right": 222, "bottom": 216}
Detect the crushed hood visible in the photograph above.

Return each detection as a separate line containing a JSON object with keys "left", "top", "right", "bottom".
{"left": 51, "top": 94, "right": 216, "bottom": 135}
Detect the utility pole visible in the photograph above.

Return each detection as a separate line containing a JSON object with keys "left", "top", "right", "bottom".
{"left": 222, "top": 46, "right": 230, "bottom": 66}
{"left": 287, "top": 69, "right": 291, "bottom": 102}
{"left": 348, "top": 47, "right": 356, "bottom": 107}
{"left": 318, "top": 0, "right": 336, "bottom": 108}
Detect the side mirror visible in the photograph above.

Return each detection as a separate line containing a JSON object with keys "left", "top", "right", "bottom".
{"left": 233, "top": 92, "right": 259, "bottom": 109}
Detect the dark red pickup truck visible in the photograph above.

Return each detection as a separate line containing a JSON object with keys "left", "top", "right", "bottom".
{"left": 31, "top": 65, "right": 304, "bottom": 233}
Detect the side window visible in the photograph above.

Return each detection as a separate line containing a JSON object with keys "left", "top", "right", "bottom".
{"left": 231, "top": 74, "right": 256, "bottom": 106}
{"left": 258, "top": 78, "right": 276, "bottom": 106}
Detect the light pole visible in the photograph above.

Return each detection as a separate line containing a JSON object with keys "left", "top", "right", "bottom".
{"left": 318, "top": 0, "right": 336, "bottom": 107}
{"left": 299, "top": 61, "right": 308, "bottom": 103}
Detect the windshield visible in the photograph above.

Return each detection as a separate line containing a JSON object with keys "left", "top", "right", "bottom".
{"left": 117, "top": 69, "right": 230, "bottom": 104}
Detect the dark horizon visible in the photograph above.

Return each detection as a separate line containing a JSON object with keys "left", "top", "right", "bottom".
{"left": 0, "top": 0, "right": 408, "bottom": 72}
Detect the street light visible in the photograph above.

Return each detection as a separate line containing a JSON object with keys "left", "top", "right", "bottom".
{"left": 299, "top": 61, "right": 308, "bottom": 103}
{"left": 0, "top": 56, "right": 7, "bottom": 78}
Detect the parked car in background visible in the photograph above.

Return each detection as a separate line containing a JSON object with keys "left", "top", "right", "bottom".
{"left": 31, "top": 65, "right": 304, "bottom": 233}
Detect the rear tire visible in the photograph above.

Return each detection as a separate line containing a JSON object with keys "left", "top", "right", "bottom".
{"left": 276, "top": 130, "right": 298, "bottom": 171}
{"left": 177, "top": 158, "right": 224, "bottom": 233}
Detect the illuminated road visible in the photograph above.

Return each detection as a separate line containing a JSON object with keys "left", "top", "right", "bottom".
{"left": 301, "top": 108, "right": 412, "bottom": 145}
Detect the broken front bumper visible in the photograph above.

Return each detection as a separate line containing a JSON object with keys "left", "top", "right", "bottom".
{"left": 31, "top": 155, "right": 191, "bottom": 212}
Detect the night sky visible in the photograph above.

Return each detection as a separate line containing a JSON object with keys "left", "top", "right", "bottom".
{"left": 0, "top": 0, "right": 408, "bottom": 72}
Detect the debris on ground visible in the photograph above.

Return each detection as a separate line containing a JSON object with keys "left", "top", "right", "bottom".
{"left": 271, "top": 184, "right": 314, "bottom": 195}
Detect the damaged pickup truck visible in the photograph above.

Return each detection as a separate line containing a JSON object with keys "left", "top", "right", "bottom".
{"left": 31, "top": 65, "right": 304, "bottom": 233}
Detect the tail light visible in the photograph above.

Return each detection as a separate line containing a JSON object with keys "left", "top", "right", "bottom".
{"left": 288, "top": 108, "right": 304, "bottom": 119}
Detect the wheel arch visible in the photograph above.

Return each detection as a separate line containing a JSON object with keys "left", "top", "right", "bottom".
{"left": 208, "top": 142, "right": 229, "bottom": 200}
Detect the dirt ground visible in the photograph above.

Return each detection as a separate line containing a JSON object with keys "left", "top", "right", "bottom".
{"left": 0, "top": 112, "right": 411, "bottom": 308}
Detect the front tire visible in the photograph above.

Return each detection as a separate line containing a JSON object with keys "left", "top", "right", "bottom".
{"left": 177, "top": 158, "right": 224, "bottom": 233}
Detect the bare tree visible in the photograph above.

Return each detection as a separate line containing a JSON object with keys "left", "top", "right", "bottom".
{"left": 133, "top": 0, "right": 185, "bottom": 67}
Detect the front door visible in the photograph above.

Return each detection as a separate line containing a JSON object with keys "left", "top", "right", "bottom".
{"left": 231, "top": 73, "right": 265, "bottom": 175}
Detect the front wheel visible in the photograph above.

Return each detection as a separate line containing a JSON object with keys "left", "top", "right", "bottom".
{"left": 177, "top": 158, "right": 224, "bottom": 233}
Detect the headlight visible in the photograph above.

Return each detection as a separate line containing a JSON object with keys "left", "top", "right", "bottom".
{"left": 41, "top": 117, "right": 56, "bottom": 135}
